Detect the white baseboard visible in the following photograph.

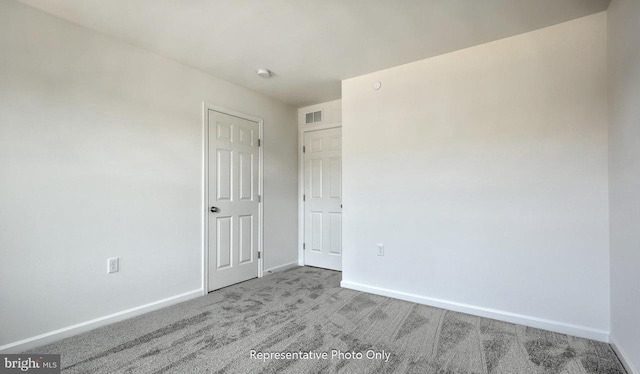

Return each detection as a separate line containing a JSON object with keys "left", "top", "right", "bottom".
{"left": 340, "top": 280, "right": 609, "bottom": 342}
{"left": 610, "top": 335, "right": 638, "bottom": 374}
{"left": 265, "top": 261, "right": 299, "bottom": 274}
{"left": 0, "top": 289, "right": 203, "bottom": 354}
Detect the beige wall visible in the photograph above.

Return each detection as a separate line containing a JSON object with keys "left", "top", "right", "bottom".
{"left": 0, "top": 0, "right": 297, "bottom": 349}
{"left": 608, "top": 0, "right": 640, "bottom": 372}
{"left": 342, "top": 13, "right": 609, "bottom": 340}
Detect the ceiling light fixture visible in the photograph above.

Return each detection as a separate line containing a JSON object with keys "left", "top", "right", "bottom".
{"left": 257, "top": 68, "right": 271, "bottom": 78}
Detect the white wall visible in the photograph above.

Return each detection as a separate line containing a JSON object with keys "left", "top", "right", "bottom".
{"left": 341, "top": 13, "right": 610, "bottom": 340}
{"left": 0, "top": 1, "right": 297, "bottom": 350}
{"left": 608, "top": 0, "right": 640, "bottom": 372}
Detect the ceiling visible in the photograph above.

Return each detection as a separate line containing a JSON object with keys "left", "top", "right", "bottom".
{"left": 18, "top": 0, "right": 610, "bottom": 107}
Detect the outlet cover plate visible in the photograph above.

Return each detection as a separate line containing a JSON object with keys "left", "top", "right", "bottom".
{"left": 108, "top": 257, "right": 119, "bottom": 273}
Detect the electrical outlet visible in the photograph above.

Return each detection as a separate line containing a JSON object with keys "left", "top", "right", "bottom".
{"left": 377, "top": 244, "right": 384, "bottom": 256}
{"left": 107, "top": 257, "right": 119, "bottom": 273}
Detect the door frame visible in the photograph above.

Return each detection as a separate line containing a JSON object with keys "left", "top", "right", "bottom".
{"left": 202, "top": 102, "right": 264, "bottom": 295}
{"left": 297, "top": 122, "right": 342, "bottom": 267}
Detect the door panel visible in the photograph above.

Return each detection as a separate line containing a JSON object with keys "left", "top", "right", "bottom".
{"left": 239, "top": 152, "right": 253, "bottom": 200}
{"left": 329, "top": 157, "right": 341, "bottom": 198}
{"left": 208, "top": 110, "right": 259, "bottom": 291}
{"left": 310, "top": 137, "right": 323, "bottom": 152}
{"left": 217, "top": 122, "right": 232, "bottom": 142}
{"left": 217, "top": 149, "right": 232, "bottom": 201}
{"left": 311, "top": 212, "right": 323, "bottom": 252}
{"left": 216, "top": 217, "right": 232, "bottom": 269}
{"left": 239, "top": 127, "right": 253, "bottom": 146}
{"left": 304, "top": 127, "right": 342, "bottom": 270}
{"left": 239, "top": 215, "right": 253, "bottom": 264}
{"left": 329, "top": 212, "right": 342, "bottom": 255}
{"left": 310, "top": 159, "right": 323, "bottom": 198}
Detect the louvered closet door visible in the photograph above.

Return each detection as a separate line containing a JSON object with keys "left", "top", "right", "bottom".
{"left": 304, "top": 128, "right": 342, "bottom": 271}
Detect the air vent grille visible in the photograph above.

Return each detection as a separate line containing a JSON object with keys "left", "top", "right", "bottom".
{"left": 305, "top": 110, "right": 323, "bottom": 124}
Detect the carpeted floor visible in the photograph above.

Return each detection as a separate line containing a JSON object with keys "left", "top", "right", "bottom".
{"left": 28, "top": 266, "right": 626, "bottom": 373}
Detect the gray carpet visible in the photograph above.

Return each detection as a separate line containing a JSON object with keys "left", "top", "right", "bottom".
{"left": 28, "top": 266, "right": 626, "bottom": 373}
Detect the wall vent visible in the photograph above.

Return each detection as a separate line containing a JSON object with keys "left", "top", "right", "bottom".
{"left": 305, "top": 110, "right": 323, "bottom": 124}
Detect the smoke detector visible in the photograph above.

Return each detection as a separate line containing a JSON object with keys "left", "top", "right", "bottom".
{"left": 257, "top": 68, "right": 271, "bottom": 78}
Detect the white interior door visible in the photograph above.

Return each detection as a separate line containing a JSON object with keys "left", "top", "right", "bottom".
{"left": 208, "top": 110, "right": 259, "bottom": 291}
{"left": 304, "top": 127, "right": 342, "bottom": 271}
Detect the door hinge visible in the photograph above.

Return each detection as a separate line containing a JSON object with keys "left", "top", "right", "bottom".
{"left": 303, "top": 194, "right": 306, "bottom": 201}
{"left": 258, "top": 139, "right": 261, "bottom": 147}
{"left": 303, "top": 243, "right": 306, "bottom": 250}
{"left": 303, "top": 146, "right": 306, "bottom": 153}
{"left": 258, "top": 195, "right": 261, "bottom": 203}
{"left": 258, "top": 252, "right": 261, "bottom": 259}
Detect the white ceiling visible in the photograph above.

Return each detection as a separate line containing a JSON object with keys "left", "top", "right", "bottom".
{"left": 18, "top": 0, "right": 610, "bottom": 107}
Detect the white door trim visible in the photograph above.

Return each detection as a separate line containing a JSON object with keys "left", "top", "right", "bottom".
{"left": 297, "top": 122, "right": 342, "bottom": 267}
{"left": 202, "top": 102, "right": 264, "bottom": 295}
